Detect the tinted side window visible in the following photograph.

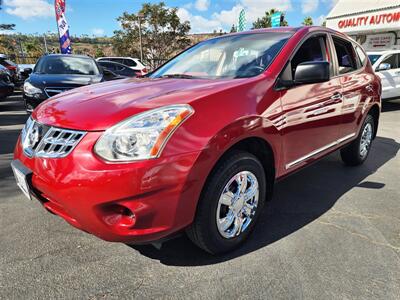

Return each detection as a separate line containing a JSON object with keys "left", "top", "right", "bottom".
{"left": 103, "top": 62, "right": 116, "bottom": 71}
{"left": 108, "top": 58, "right": 124, "bottom": 64}
{"left": 381, "top": 54, "right": 399, "bottom": 69}
{"left": 291, "top": 36, "right": 327, "bottom": 78}
{"left": 355, "top": 46, "right": 367, "bottom": 67}
{"left": 332, "top": 37, "right": 357, "bottom": 74}
{"left": 120, "top": 67, "right": 136, "bottom": 77}
{"left": 123, "top": 59, "right": 137, "bottom": 67}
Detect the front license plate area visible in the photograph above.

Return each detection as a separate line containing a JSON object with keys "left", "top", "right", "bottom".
{"left": 11, "top": 160, "right": 32, "bottom": 200}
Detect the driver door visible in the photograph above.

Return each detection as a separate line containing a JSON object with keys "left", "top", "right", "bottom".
{"left": 279, "top": 34, "right": 343, "bottom": 171}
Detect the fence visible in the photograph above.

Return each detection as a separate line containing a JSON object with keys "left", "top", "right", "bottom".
{"left": 6, "top": 55, "right": 40, "bottom": 65}
{"left": 8, "top": 55, "right": 170, "bottom": 70}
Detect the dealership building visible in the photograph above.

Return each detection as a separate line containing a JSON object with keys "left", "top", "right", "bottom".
{"left": 326, "top": 0, "right": 400, "bottom": 50}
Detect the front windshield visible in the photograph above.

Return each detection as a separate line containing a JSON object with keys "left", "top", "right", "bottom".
{"left": 34, "top": 56, "right": 100, "bottom": 75}
{"left": 368, "top": 54, "right": 381, "bottom": 65}
{"left": 150, "top": 32, "right": 293, "bottom": 79}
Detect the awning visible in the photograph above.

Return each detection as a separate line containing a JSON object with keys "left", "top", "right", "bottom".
{"left": 326, "top": 0, "right": 400, "bottom": 34}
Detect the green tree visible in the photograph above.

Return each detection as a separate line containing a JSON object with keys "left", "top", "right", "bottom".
{"left": 94, "top": 45, "right": 105, "bottom": 58}
{"left": 230, "top": 24, "right": 237, "bottom": 33}
{"left": 113, "top": 2, "right": 191, "bottom": 69}
{"left": 321, "top": 20, "right": 327, "bottom": 27}
{"left": 252, "top": 9, "right": 288, "bottom": 29}
{"left": 302, "top": 16, "right": 313, "bottom": 26}
{"left": 24, "top": 40, "right": 43, "bottom": 57}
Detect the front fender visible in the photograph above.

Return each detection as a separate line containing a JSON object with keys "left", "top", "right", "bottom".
{"left": 173, "top": 115, "right": 282, "bottom": 228}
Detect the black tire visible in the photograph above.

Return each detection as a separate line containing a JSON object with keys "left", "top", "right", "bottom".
{"left": 187, "top": 150, "right": 267, "bottom": 254}
{"left": 340, "top": 114, "right": 375, "bottom": 166}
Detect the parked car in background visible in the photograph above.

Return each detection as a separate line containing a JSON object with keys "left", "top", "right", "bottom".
{"left": 368, "top": 50, "right": 400, "bottom": 100}
{"left": 0, "top": 64, "right": 14, "bottom": 99}
{"left": 97, "top": 57, "right": 148, "bottom": 75}
{"left": 0, "top": 54, "right": 18, "bottom": 83}
{"left": 13, "top": 27, "right": 381, "bottom": 254}
{"left": 18, "top": 64, "right": 35, "bottom": 82}
{"left": 23, "top": 54, "right": 119, "bottom": 112}
{"left": 98, "top": 60, "right": 138, "bottom": 78}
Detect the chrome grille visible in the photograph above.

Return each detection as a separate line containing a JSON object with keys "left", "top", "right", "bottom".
{"left": 44, "top": 88, "right": 72, "bottom": 98}
{"left": 21, "top": 118, "right": 86, "bottom": 158}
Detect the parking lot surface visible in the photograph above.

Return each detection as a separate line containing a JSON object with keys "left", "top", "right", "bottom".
{"left": 1, "top": 92, "right": 399, "bottom": 299}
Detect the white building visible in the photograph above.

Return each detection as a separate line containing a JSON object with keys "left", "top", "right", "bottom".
{"left": 326, "top": 0, "right": 400, "bottom": 51}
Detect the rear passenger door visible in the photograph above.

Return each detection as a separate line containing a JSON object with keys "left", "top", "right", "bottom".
{"left": 375, "top": 53, "right": 400, "bottom": 99}
{"left": 331, "top": 36, "right": 375, "bottom": 139}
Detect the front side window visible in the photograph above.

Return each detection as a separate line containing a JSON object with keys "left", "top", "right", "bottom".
{"left": 381, "top": 54, "right": 399, "bottom": 70}
{"left": 332, "top": 37, "right": 358, "bottom": 75}
{"left": 35, "top": 56, "right": 100, "bottom": 75}
{"left": 150, "top": 32, "right": 293, "bottom": 79}
{"left": 290, "top": 36, "right": 328, "bottom": 78}
{"left": 102, "top": 62, "right": 116, "bottom": 71}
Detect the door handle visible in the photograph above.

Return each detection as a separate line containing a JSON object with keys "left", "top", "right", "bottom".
{"left": 329, "top": 92, "right": 343, "bottom": 104}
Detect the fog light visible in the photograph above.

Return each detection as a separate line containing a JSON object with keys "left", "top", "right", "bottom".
{"left": 103, "top": 205, "right": 136, "bottom": 229}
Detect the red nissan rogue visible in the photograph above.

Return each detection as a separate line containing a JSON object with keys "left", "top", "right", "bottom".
{"left": 12, "top": 27, "right": 381, "bottom": 254}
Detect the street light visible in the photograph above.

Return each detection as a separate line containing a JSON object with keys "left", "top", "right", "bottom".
{"left": 137, "top": 13, "right": 144, "bottom": 62}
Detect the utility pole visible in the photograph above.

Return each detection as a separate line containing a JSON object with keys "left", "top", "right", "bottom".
{"left": 138, "top": 13, "right": 144, "bottom": 62}
{"left": 43, "top": 34, "right": 48, "bottom": 54}
{"left": 17, "top": 38, "right": 26, "bottom": 64}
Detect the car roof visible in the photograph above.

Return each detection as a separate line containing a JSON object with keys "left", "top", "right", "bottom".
{"left": 98, "top": 60, "right": 127, "bottom": 66}
{"left": 98, "top": 57, "right": 139, "bottom": 60}
{"left": 42, "top": 54, "right": 94, "bottom": 59}
{"left": 367, "top": 50, "right": 400, "bottom": 55}
{"left": 206, "top": 26, "right": 352, "bottom": 42}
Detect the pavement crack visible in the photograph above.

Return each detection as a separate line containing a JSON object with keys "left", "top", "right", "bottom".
{"left": 317, "top": 220, "right": 400, "bottom": 258}
{"left": 330, "top": 208, "right": 400, "bottom": 222}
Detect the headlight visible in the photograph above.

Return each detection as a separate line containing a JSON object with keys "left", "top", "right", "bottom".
{"left": 24, "top": 82, "right": 42, "bottom": 95}
{"left": 94, "top": 104, "right": 194, "bottom": 162}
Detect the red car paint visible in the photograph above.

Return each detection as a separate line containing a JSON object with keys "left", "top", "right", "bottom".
{"left": 13, "top": 27, "right": 381, "bottom": 244}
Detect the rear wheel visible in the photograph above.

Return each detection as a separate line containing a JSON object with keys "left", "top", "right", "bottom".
{"left": 187, "top": 151, "right": 267, "bottom": 254}
{"left": 340, "top": 114, "right": 375, "bottom": 166}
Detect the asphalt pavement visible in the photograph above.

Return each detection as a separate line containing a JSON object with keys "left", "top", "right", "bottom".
{"left": 1, "top": 92, "right": 399, "bottom": 299}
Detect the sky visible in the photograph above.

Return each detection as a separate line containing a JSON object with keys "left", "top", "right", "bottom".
{"left": 0, "top": 0, "right": 339, "bottom": 36}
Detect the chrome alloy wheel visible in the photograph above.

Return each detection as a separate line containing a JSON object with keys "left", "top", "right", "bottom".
{"left": 216, "top": 171, "right": 259, "bottom": 239}
{"left": 360, "top": 123, "right": 373, "bottom": 159}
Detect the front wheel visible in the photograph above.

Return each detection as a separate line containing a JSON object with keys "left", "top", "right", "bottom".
{"left": 340, "top": 114, "right": 375, "bottom": 166}
{"left": 187, "top": 151, "right": 267, "bottom": 254}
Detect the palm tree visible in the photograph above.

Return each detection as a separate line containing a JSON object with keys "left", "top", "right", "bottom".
{"left": 253, "top": 9, "right": 288, "bottom": 29}
{"left": 302, "top": 16, "right": 314, "bottom": 26}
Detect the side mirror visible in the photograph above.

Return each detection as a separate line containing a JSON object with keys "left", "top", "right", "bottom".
{"left": 294, "top": 61, "right": 330, "bottom": 85}
{"left": 21, "top": 68, "right": 33, "bottom": 76}
{"left": 377, "top": 63, "right": 391, "bottom": 71}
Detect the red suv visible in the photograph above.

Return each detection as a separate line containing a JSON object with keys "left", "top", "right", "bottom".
{"left": 12, "top": 27, "right": 381, "bottom": 254}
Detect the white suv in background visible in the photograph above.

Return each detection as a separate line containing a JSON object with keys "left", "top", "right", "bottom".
{"left": 97, "top": 57, "right": 148, "bottom": 75}
{"left": 368, "top": 50, "right": 400, "bottom": 100}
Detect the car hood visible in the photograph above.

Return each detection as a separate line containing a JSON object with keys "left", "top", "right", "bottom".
{"left": 29, "top": 73, "right": 102, "bottom": 89}
{"left": 33, "top": 77, "right": 246, "bottom": 131}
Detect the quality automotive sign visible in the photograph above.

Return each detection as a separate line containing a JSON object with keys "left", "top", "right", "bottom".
{"left": 55, "top": 0, "right": 72, "bottom": 54}
{"left": 327, "top": 7, "right": 400, "bottom": 33}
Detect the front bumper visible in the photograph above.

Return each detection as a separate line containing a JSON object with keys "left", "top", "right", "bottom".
{"left": 23, "top": 93, "right": 48, "bottom": 112}
{"left": 14, "top": 131, "right": 202, "bottom": 244}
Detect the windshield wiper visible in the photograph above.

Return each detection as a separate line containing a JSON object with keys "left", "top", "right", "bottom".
{"left": 160, "top": 74, "right": 198, "bottom": 79}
